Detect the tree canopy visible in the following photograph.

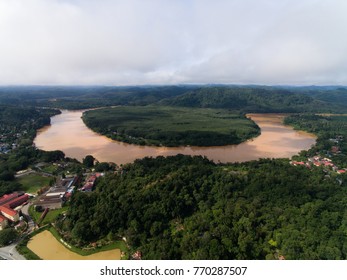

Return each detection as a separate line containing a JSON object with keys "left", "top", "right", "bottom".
{"left": 82, "top": 106, "right": 260, "bottom": 147}
{"left": 59, "top": 155, "right": 347, "bottom": 259}
{"left": 0, "top": 228, "right": 19, "bottom": 247}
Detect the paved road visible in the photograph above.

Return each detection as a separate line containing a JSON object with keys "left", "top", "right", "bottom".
{"left": 0, "top": 242, "right": 26, "bottom": 260}
{"left": 22, "top": 203, "right": 36, "bottom": 234}
{"left": 0, "top": 202, "right": 37, "bottom": 260}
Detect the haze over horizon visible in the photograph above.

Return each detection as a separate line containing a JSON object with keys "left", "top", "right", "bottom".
{"left": 0, "top": 0, "right": 346, "bottom": 86}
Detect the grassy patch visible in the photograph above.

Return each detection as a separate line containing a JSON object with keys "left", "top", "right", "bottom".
{"left": 41, "top": 164, "right": 59, "bottom": 174}
{"left": 83, "top": 106, "right": 260, "bottom": 146}
{"left": 17, "top": 173, "right": 52, "bottom": 194}
{"left": 29, "top": 205, "right": 68, "bottom": 225}
{"left": 43, "top": 207, "right": 68, "bottom": 225}
{"left": 28, "top": 205, "right": 41, "bottom": 223}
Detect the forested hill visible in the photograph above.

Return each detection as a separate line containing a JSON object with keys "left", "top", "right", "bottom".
{"left": 60, "top": 155, "right": 347, "bottom": 260}
{"left": 1, "top": 85, "right": 347, "bottom": 112}
{"left": 159, "top": 87, "right": 346, "bottom": 113}
{"left": 0, "top": 86, "right": 191, "bottom": 109}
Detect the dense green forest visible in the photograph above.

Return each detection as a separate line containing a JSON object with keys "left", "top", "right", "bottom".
{"left": 58, "top": 155, "right": 347, "bottom": 260}
{"left": 82, "top": 106, "right": 260, "bottom": 146}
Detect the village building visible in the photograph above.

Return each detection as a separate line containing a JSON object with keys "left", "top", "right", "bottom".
{"left": 34, "top": 176, "right": 78, "bottom": 210}
{"left": 0, "top": 206, "right": 19, "bottom": 222}
{"left": 331, "top": 146, "right": 340, "bottom": 154}
{"left": 0, "top": 192, "right": 29, "bottom": 229}
{"left": 290, "top": 161, "right": 305, "bottom": 166}
{"left": 131, "top": 251, "right": 142, "bottom": 260}
{"left": 79, "top": 173, "right": 103, "bottom": 192}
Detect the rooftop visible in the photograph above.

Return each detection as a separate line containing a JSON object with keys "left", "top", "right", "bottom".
{"left": 0, "top": 192, "right": 20, "bottom": 206}
{"left": 0, "top": 206, "right": 18, "bottom": 217}
{"left": 0, "top": 214, "right": 6, "bottom": 222}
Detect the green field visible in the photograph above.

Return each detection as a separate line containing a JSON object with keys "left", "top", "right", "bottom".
{"left": 29, "top": 206, "right": 68, "bottom": 225}
{"left": 44, "top": 207, "right": 68, "bottom": 224}
{"left": 82, "top": 106, "right": 260, "bottom": 146}
{"left": 41, "top": 164, "right": 59, "bottom": 174}
{"left": 17, "top": 173, "right": 52, "bottom": 194}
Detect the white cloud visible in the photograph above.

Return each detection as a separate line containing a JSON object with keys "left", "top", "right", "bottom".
{"left": 0, "top": 0, "right": 346, "bottom": 85}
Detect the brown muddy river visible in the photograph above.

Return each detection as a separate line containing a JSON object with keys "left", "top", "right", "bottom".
{"left": 34, "top": 110, "right": 316, "bottom": 164}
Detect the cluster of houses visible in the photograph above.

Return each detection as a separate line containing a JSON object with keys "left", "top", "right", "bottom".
{"left": 290, "top": 156, "right": 346, "bottom": 174}
{"left": 0, "top": 192, "right": 29, "bottom": 231}
{"left": 290, "top": 135, "right": 347, "bottom": 176}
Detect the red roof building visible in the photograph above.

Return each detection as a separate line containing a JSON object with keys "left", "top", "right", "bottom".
{"left": 0, "top": 192, "right": 29, "bottom": 225}
{"left": 79, "top": 174, "right": 99, "bottom": 192}
{"left": 0, "top": 192, "right": 20, "bottom": 206}
{"left": 0, "top": 206, "right": 19, "bottom": 222}
{"left": 81, "top": 182, "right": 93, "bottom": 192}
{"left": 87, "top": 175, "right": 96, "bottom": 183}
{"left": 7, "top": 194, "right": 29, "bottom": 209}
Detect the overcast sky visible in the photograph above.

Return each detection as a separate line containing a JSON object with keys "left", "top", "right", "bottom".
{"left": 0, "top": 0, "right": 346, "bottom": 86}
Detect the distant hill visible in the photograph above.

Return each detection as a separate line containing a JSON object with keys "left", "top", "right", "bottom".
{"left": 1, "top": 85, "right": 347, "bottom": 112}
{"left": 0, "top": 86, "right": 191, "bottom": 109}
{"left": 159, "top": 86, "right": 347, "bottom": 113}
